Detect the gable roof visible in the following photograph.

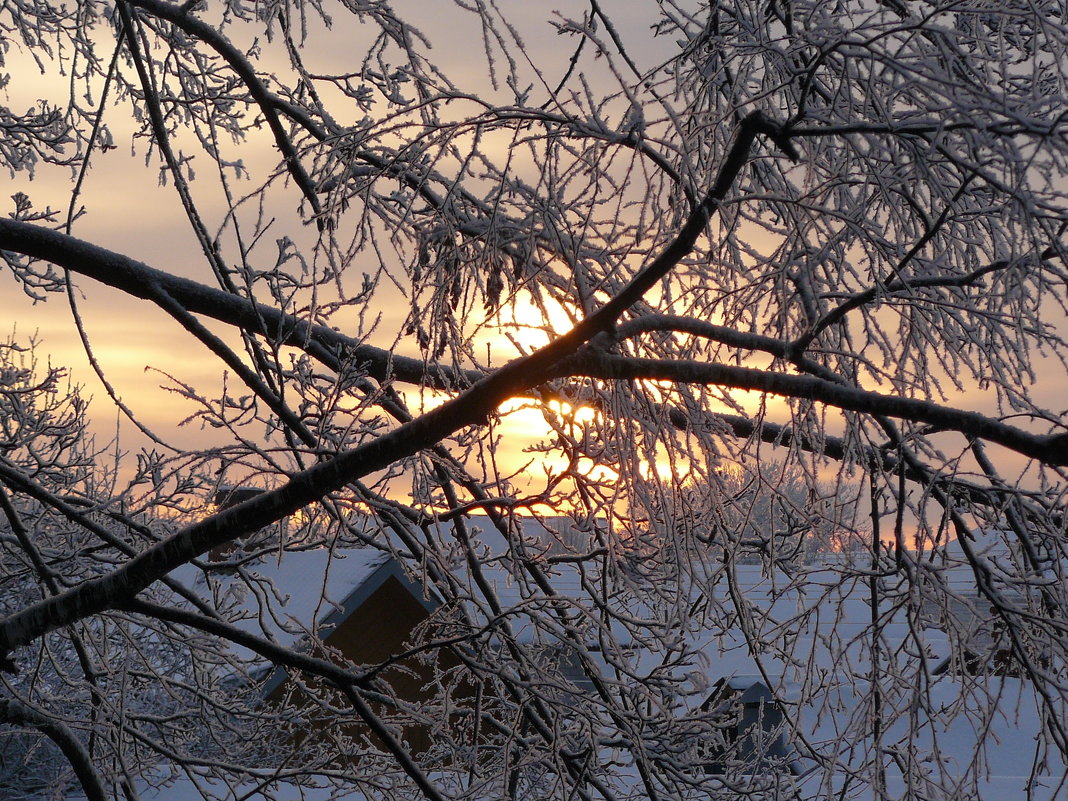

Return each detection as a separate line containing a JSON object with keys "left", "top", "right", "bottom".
{"left": 166, "top": 513, "right": 595, "bottom": 661}
{"left": 170, "top": 545, "right": 431, "bottom": 664}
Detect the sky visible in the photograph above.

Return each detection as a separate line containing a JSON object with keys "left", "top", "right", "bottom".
{"left": 0, "top": 2, "right": 662, "bottom": 487}
{"left": 1, "top": 1, "right": 1064, "bottom": 536}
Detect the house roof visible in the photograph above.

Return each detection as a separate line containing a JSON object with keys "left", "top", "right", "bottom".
{"left": 90, "top": 773, "right": 367, "bottom": 801}
{"left": 706, "top": 675, "right": 803, "bottom": 705}
{"left": 169, "top": 545, "right": 427, "bottom": 663}
{"left": 154, "top": 516, "right": 1065, "bottom": 801}
{"left": 166, "top": 514, "right": 591, "bottom": 660}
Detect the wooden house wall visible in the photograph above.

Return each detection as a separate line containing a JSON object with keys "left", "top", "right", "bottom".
{"left": 264, "top": 575, "right": 470, "bottom": 757}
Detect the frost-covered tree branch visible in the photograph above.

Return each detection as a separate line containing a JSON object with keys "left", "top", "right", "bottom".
{"left": 1, "top": 1, "right": 1067, "bottom": 799}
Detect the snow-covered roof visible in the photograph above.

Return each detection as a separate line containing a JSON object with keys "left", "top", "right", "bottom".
{"left": 93, "top": 773, "right": 369, "bottom": 801}
{"left": 164, "top": 514, "right": 592, "bottom": 658}
{"left": 168, "top": 545, "right": 420, "bottom": 662}
{"left": 944, "top": 528, "right": 1014, "bottom": 559}
{"left": 150, "top": 516, "right": 1064, "bottom": 801}
{"left": 709, "top": 675, "right": 802, "bottom": 704}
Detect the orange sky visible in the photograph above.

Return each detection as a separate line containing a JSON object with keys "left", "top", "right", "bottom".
{"left": 2, "top": 4, "right": 1064, "bottom": 541}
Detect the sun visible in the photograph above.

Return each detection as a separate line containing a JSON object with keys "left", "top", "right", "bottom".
{"left": 483, "top": 290, "right": 581, "bottom": 357}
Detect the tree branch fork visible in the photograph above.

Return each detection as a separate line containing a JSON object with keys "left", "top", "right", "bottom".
{"left": 0, "top": 111, "right": 1063, "bottom": 677}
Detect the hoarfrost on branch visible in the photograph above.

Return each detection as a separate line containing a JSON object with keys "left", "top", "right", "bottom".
{"left": 0, "top": 1, "right": 1066, "bottom": 800}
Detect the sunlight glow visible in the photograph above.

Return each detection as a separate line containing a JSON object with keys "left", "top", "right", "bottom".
{"left": 484, "top": 291, "right": 580, "bottom": 356}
